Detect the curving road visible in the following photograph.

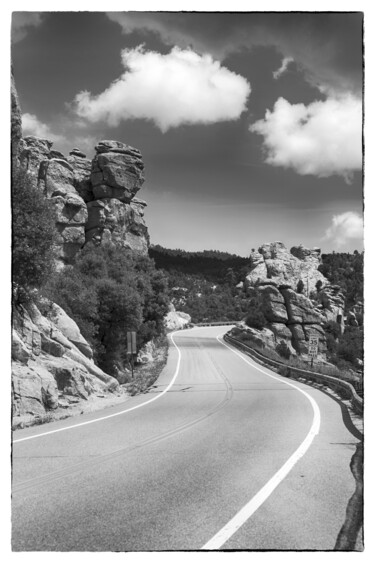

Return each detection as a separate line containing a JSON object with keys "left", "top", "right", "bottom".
{"left": 12, "top": 326, "right": 361, "bottom": 551}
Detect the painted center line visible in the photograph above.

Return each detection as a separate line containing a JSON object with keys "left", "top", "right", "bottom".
{"left": 201, "top": 335, "right": 321, "bottom": 550}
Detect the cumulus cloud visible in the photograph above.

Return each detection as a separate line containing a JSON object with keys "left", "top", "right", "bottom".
{"left": 73, "top": 46, "right": 250, "bottom": 132}
{"left": 273, "top": 57, "right": 293, "bottom": 80}
{"left": 22, "top": 113, "right": 64, "bottom": 142}
{"left": 106, "top": 12, "right": 362, "bottom": 96}
{"left": 12, "top": 13, "right": 44, "bottom": 43}
{"left": 324, "top": 212, "right": 363, "bottom": 247}
{"left": 250, "top": 95, "right": 362, "bottom": 179}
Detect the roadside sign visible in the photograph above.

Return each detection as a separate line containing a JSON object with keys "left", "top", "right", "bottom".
{"left": 308, "top": 335, "right": 319, "bottom": 359}
{"left": 127, "top": 331, "right": 137, "bottom": 355}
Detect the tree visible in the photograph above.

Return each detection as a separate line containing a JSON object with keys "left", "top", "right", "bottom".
{"left": 276, "top": 340, "right": 291, "bottom": 359}
{"left": 315, "top": 280, "right": 323, "bottom": 292}
{"left": 245, "top": 306, "right": 267, "bottom": 330}
{"left": 12, "top": 168, "right": 56, "bottom": 301}
{"left": 296, "top": 279, "right": 304, "bottom": 294}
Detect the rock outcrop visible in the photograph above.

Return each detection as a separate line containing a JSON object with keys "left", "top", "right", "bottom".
{"left": 14, "top": 135, "right": 150, "bottom": 267}
{"left": 164, "top": 304, "right": 191, "bottom": 331}
{"left": 242, "top": 242, "right": 343, "bottom": 360}
{"left": 12, "top": 300, "right": 119, "bottom": 419}
{"left": 246, "top": 242, "right": 326, "bottom": 292}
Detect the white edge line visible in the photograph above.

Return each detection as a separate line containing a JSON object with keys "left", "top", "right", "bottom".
{"left": 13, "top": 329, "right": 184, "bottom": 444}
{"left": 201, "top": 334, "right": 321, "bottom": 550}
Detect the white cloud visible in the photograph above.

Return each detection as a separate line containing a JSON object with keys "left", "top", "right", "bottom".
{"left": 324, "top": 212, "right": 363, "bottom": 247}
{"left": 12, "top": 13, "right": 44, "bottom": 43}
{"left": 273, "top": 57, "right": 293, "bottom": 80}
{"left": 250, "top": 95, "right": 362, "bottom": 179}
{"left": 73, "top": 46, "right": 250, "bottom": 132}
{"left": 22, "top": 113, "right": 64, "bottom": 143}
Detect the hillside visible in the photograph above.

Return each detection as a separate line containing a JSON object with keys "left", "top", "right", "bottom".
{"left": 149, "top": 244, "right": 250, "bottom": 323}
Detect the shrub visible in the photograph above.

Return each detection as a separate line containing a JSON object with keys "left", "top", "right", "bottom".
{"left": 276, "top": 340, "right": 291, "bottom": 359}
{"left": 12, "top": 168, "right": 56, "bottom": 301}
{"left": 296, "top": 279, "right": 304, "bottom": 294}
{"left": 244, "top": 306, "right": 267, "bottom": 330}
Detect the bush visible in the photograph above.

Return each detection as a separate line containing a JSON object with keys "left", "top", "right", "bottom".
{"left": 12, "top": 168, "right": 56, "bottom": 301}
{"left": 296, "top": 280, "right": 304, "bottom": 294}
{"left": 43, "top": 245, "right": 170, "bottom": 376}
{"left": 244, "top": 306, "right": 267, "bottom": 330}
{"left": 276, "top": 340, "right": 291, "bottom": 359}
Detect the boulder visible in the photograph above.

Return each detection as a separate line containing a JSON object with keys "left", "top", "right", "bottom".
{"left": 12, "top": 361, "right": 59, "bottom": 415}
{"left": 288, "top": 324, "right": 308, "bottom": 354}
{"left": 69, "top": 148, "right": 87, "bottom": 158}
{"left": 68, "top": 153, "right": 94, "bottom": 202}
{"left": 281, "top": 288, "right": 325, "bottom": 325}
{"left": 12, "top": 306, "right": 42, "bottom": 357}
{"left": 85, "top": 198, "right": 149, "bottom": 253}
{"left": 12, "top": 330, "right": 30, "bottom": 364}
{"left": 18, "top": 136, "right": 53, "bottom": 189}
{"left": 39, "top": 158, "right": 75, "bottom": 197}
{"left": 316, "top": 284, "right": 345, "bottom": 330}
{"left": 91, "top": 140, "right": 144, "bottom": 202}
{"left": 268, "top": 323, "right": 295, "bottom": 354}
{"left": 47, "top": 364, "right": 92, "bottom": 400}
{"left": 240, "top": 325, "right": 276, "bottom": 350}
{"left": 40, "top": 333, "right": 66, "bottom": 357}
{"left": 255, "top": 285, "right": 289, "bottom": 323}
{"left": 38, "top": 158, "right": 88, "bottom": 266}
{"left": 164, "top": 304, "right": 191, "bottom": 331}
{"left": 46, "top": 302, "right": 93, "bottom": 359}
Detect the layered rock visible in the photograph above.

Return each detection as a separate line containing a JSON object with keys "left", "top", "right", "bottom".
{"left": 316, "top": 284, "right": 345, "bottom": 332}
{"left": 91, "top": 140, "right": 144, "bottom": 202}
{"left": 243, "top": 242, "right": 332, "bottom": 360}
{"left": 12, "top": 300, "right": 119, "bottom": 419}
{"left": 38, "top": 158, "right": 88, "bottom": 268}
{"left": 15, "top": 136, "right": 150, "bottom": 266}
{"left": 85, "top": 197, "right": 149, "bottom": 252}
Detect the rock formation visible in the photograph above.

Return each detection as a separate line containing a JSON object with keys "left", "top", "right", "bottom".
{"left": 164, "top": 304, "right": 191, "bottom": 331}
{"left": 12, "top": 72, "right": 149, "bottom": 267}
{"left": 12, "top": 300, "right": 119, "bottom": 419}
{"left": 242, "top": 242, "right": 346, "bottom": 361}
{"left": 14, "top": 136, "right": 150, "bottom": 267}
{"left": 11, "top": 71, "right": 151, "bottom": 424}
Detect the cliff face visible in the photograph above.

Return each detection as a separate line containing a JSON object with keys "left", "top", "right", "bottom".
{"left": 12, "top": 300, "right": 119, "bottom": 419}
{"left": 17, "top": 139, "right": 150, "bottom": 268}
{"left": 11, "top": 72, "right": 150, "bottom": 425}
{"left": 243, "top": 242, "right": 345, "bottom": 361}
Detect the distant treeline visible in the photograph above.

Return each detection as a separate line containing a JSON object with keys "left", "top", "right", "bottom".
{"left": 149, "top": 245, "right": 249, "bottom": 283}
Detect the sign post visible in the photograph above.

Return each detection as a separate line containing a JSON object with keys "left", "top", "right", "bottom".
{"left": 127, "top": 331, "right": 137, "bottom": 378}
{"left": 308, "top": 335, "right": 319, "bottom": 368}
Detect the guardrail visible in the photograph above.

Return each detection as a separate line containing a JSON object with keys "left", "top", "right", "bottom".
{"left": 224, "top": 334, "right": 363, "bottom": 415}
{"left": 194, "top": 322, "right": 237, "bottom": 327}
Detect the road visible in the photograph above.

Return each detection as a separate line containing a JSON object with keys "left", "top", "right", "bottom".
{"left": 12, "top": 326, "right": 361, "bottom": 551}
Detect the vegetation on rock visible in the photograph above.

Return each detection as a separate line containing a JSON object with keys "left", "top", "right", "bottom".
{"left": 12, "top": 168, "right": 56, "bottom": 302}
{"left": 42, "top": 245, "right": 170, "bottom": 377}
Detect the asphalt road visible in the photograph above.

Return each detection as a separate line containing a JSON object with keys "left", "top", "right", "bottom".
{"left": 12, "top": 326, "right": 361, "bottom": 551}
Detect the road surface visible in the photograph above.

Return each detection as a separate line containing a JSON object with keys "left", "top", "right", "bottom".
{"left": 12, "top": 326, "right": 361, "bottom": 551}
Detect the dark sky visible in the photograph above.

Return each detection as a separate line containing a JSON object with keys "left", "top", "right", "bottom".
{"left": 11, "top": 10, "right": 363, "bottom": 256}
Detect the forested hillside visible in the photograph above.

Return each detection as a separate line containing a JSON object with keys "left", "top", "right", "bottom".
{"left": 149, "top": 244, "right": 249, "bottom": 323}
{"left": 319, "top": 251, "right": 364, "bottom": 313}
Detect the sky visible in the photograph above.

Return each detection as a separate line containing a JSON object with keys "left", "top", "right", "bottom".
{"left": 11, "top": 9, "right": 364, "bottom": 257}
